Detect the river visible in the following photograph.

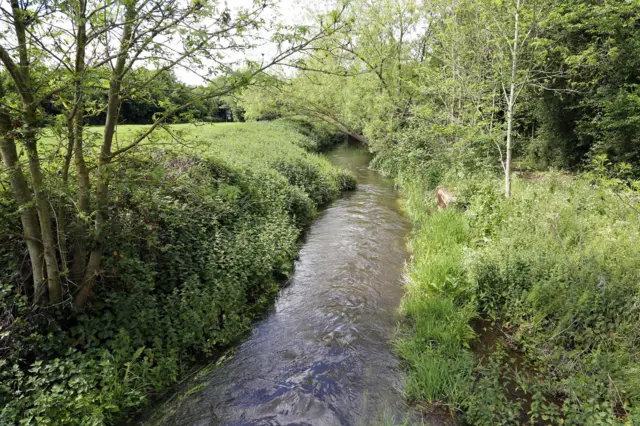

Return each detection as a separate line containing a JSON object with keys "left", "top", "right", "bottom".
{"left": 144, "top": 144, "right": 413, "bottom": 425}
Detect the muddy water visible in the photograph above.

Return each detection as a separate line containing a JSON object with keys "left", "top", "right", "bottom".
{"left": 148, "top": 144, "right": 412, "bottom": 425}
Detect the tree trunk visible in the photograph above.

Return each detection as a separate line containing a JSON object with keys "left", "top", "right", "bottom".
{"left": 505, "top": 99, "right": 514, "bottom": 198}
{"left": 71, "top": 3, "right": 91, "bottom": 285}
{"left": 75, "top": 2, "right": 137, "bottom": 307}
{"left": 23, "top": 108, "right": 63, "bottom": 303}
{"left": 0, "top": 113, "right": 45, "bottom": 302}
{"left": 504, "top": 0, "right": 521, "bottom": 199}
{"left": 75, "top": 80, "right": 118, "bottom": 307}
{"left": 5, "top": 0, "right": 62, "bottom": 303}
{"left": 57, "top": 113, "right": 75, "bottom": 271}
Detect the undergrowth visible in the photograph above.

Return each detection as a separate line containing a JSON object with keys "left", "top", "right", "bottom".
{"left": 0, "top": 121, "right": 354, "bottom": 425}
{"left": 386, "top": 150, "right": 640, "bottom": 425}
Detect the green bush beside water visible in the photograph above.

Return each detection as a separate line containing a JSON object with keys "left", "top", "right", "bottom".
{"left": 0, "top": 121, "right": 354, "bottom": 425}
{"left": 388, "top": 151, "right": 640, "bottom": 424}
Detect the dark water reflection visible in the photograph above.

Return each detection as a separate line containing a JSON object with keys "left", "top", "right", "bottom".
{"left": 148, "top": 144, "right": 412, "bottom": 425}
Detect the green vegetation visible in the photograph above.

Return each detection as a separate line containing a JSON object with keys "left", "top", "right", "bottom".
{"left": 0, "top": 121, "right": 354, "bottom": 425}
{"left": 3, "top": 0, "right": 640, "bottom": 423}
{"left": 389, "top": 163, "right": 640, "bottom": 424}
{"left": 0, "top": 1, "right": 351, "bottom": 422}
{"left": 236, "top": 0, "right": 640, "bottom": 423}
{"left": 395, "top": 206, "right": 474, "bottom": 409}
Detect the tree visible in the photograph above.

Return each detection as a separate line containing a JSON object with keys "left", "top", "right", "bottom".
{"left": 531, "top": 0, "right": 640, "bottom": 168}
{"left": 0, "top": 0, "right": 349, "bottom": 307}
{"left": 481, "top": 0, "right": 559, "bottom": 197}
{"left": 0, "top": 0, "right": 64, "bottom": 303}
{"left": 498, "top": 0, "right": 527, "bottom": 198}
{"left": 0, "top": 78, "right": 45, "bottom": 301}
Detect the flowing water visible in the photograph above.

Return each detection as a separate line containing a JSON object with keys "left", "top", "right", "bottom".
{"left": 146, "top": 144, "right": 415, "bottom": 425}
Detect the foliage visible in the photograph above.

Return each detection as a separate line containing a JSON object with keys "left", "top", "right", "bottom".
{"left": 2, "top": 0, "right": 639, "bottom": 422}
{"left": 0, "top": 122, "right": 354, "bottom": 425}
{"left": 232, "top": 0, "right": 640, "bottom": 422}
{"left": 531, "top": 0, "right": 640, "bottom": 168}
{"left": 225, "top": 0, "right": 640, "bottom": 423}
{"left": 392, "top": 161, "right": 640, "bottom": 424}
{"left": 461, "top": 170, "right": 640, "bottom": 424}
{"left": 395, "top": 187, "right": 476, "bottom": 409}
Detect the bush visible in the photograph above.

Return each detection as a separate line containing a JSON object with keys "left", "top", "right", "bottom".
{"left": 379, "top": 117, "right": 640, "bottom": 423}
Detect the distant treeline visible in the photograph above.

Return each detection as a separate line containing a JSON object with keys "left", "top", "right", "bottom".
{"left": 37, "top": 68, "right": 245, "bottom": 125}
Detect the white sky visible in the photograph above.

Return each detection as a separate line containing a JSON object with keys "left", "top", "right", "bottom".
{"left": 174, "top": 0, "right": 315, "bottom": 85}
{"left": 0, "top": 0, "right": 336, "bottom": 86}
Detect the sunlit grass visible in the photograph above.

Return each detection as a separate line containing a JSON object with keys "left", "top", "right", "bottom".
{"left": 395, "top": 182, "right": 476, "bottom": 411}
{"left": 35, "top": 121, "right": 353, "bottom": 195}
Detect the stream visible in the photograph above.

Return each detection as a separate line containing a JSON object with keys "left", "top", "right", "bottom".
{"left": 145, "top": 144, "right": 415, "bottom": 425}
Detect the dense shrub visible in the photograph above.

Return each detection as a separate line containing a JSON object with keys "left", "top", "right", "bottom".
{"left": 0, "top": 122, "right": 354, "bottom": 425}
{"left": 370, "top": 115, "right": 640, "bottom": 423}
{"left": 285, "top": 119, "right": 348, "bottom": 152}
{"left": 462, "top": 173, "right": 640, "bottom": 424}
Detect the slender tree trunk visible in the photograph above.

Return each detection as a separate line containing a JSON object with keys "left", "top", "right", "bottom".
{"left": 71, "top": 3, "right": 91, "bottom": 285}
{"left": 57, "top": 115, "right": 75, "bottom": 271}
{"left": 490, "top": 85, "right": 496, "bottom": 135}
{"left": 62, "top": 118, "right": 74, "bottom": 182}
{"left": 7, "top": 0, "right": 62, "bottom": 303}
{"left": 75, "top": 2, "right": 136, "bottom": 307}
{"left": 74, "top": 86, "right": 115, "bottom": 307}
{"left": 22, "top": 109, "right": 63, "bottom": 303}
{"left": 0, "top": 113, "right": 45, "bottom": 302}
{"left": 505, "top": 97, "right": 514, "bottom": 198}
{"left": 504, "top": 0, "right": 521, "bottom": 198}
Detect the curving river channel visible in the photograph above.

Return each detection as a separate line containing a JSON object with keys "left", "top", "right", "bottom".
{"left": 146, "top": 144, "right": 413, "bottom": 425}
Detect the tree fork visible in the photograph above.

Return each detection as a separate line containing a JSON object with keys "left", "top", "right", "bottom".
{"left": 74, "top": 1, "right": 137, "bottom": 308}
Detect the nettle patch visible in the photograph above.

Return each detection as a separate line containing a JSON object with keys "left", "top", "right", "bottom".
{"left": 394, "top": 165, "right": 640, "bottom": 425}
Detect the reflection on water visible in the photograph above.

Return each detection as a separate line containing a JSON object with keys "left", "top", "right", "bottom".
{"left": 149, "top": 144, "right": 412, "bottom": 425}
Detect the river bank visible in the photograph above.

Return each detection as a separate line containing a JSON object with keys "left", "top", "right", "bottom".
{"left": 0, "top": 122, "right": 355, "bottom": 425}
{"left": 389, "top": 164, "right": 640, "bottom": 425}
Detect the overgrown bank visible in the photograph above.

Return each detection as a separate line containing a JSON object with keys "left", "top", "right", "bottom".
{"left": 0, "top": 121, "right": 354, "bottom": 425}
{"left": 380, "top": 152, "right": 640, "bottom": 424}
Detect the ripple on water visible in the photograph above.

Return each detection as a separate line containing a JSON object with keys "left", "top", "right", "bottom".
{"left": 144, "top": 145, "right": 416, "bottom": 426}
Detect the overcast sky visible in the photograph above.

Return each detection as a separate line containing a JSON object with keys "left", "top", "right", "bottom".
{"left": 0, "top": 0, "right": 329, "bottom": 86}
{"left": 174, "top": 0, "right": 315, "bottom": 85}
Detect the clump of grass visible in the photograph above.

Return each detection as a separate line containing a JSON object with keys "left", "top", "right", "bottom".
{"left": 395, "top": 183, "right": 476, "bottom": 412}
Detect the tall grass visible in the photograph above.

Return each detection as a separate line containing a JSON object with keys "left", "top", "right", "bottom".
{"left": 395, "top": 177, "right": 476, "bottom": 411}
{"left": 392, "top": 165, "right": 640, "bottom": 424}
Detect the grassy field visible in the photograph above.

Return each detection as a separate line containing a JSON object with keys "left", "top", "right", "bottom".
{"left": 41, "top": 121, "right": 333, "bottom": 157}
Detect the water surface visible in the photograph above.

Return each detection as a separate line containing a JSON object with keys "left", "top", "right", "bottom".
{"left": 149, "top": 144, "right": 412, "bottom": 425}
